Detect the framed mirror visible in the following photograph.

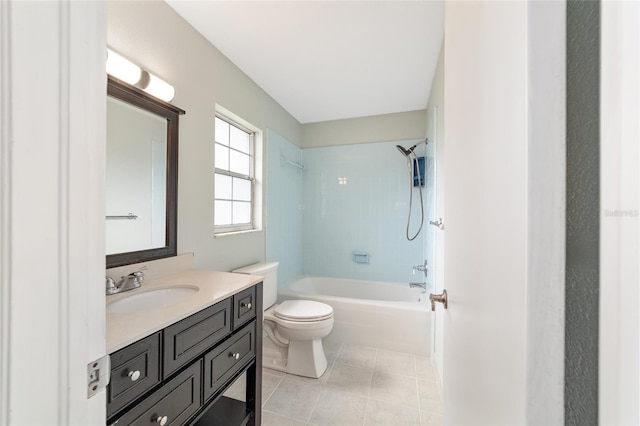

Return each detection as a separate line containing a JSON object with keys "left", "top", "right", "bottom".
{"left": 106, "top": 76, "right": 185, "bottom": 268}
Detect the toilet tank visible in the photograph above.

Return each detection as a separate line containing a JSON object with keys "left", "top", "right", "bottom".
{"left": 232, "top": 262, "right": 279, "bottom": 309}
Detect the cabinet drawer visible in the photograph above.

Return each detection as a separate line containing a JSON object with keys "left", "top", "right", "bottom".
{"left": 109, "top": 361, "right": 202, "bottom": 426}
{"left": 164, "top": 298, "right": 232, "bottom": 377}
{"left": 107, "top": 332, "right": 161, "bottom": 419}
{"left": 203, "top": 321, "right": 256, "bottom": 402}
{"left": 233, "top": 286, "right": 256, "bottom": 329}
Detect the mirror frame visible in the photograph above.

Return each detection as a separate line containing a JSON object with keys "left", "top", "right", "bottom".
{"left": 106, "top": 75, "right": 185, "bottom": 268}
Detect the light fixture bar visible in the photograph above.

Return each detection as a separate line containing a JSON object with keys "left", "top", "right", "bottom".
{"left": 106, "top": 48, "right": 176, "bottom": 103}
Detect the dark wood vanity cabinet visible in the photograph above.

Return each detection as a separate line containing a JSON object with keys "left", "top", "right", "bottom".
{"left": 164, "top": 298, "right": 232, "bottom": 377}
{"left": 107, "top": 283, "right": 263, "bottom": 426}
{"left": 107, "top": 332, "right": 162, "bottom": 418}
{"left": 110, "top": 361, "right": 202, "bottom": 426}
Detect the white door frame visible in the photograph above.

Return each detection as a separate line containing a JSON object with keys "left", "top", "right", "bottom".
{"left": 599, "top": 1, "right": 640, "bottom": 424}
{"left": 0, "top": 1, "right": 106, "bottom": 424}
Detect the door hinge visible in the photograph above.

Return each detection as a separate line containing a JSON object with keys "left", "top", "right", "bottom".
{"left": 87, "top": 355, "right": 110, "bottom": 398}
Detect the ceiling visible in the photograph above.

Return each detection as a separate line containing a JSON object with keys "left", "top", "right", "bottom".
{"left": 165, "top": 1, "right": 444, "bottom": 124}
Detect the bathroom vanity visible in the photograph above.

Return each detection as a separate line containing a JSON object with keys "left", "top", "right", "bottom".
{"left": 105, "top": 267, "right": 263, "bottom": 426}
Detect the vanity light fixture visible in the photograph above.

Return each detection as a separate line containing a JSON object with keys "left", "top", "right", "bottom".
{"left": 106, "top": 49, "right": 141, "bottom": 85}
{"left": 106, "top": 48, "right": 176, "bottom": 102}
{"left": 140, "top": 71, "right": 175, "bottom": 102}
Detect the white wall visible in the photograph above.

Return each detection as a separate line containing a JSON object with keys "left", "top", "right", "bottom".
{"left": 107, "top": 1, "right": 302, "bottom": 272}
{"left": 301, "top": 110, "right": 426, "bottom": 148}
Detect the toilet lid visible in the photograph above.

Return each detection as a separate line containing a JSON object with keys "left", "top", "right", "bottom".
{"left": 274, "top": 300, "right": 333, "bottom": 322}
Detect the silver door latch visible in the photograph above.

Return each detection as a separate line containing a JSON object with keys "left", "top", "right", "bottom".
{"left": 87, "top": 355, "right": 110, "bottom": 398}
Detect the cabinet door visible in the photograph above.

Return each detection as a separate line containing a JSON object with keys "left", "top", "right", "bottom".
{"left": 164, "top": 298, "right": 232, "bottom": 377}
{"left": 107, "top": 332, "right": 161, "bottom": 419}
{"left": 203, "top": 321, "right": 256, "bottom": 402}
{"left": 109, "top": 361, "right": 202, "bottom": 426}
{"left": 232, "top": 286, "right": 256, "bottom": 329}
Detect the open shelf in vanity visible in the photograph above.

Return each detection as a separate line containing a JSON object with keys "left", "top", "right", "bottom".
{"left": 105, "top": 269, "right": 263, "bottom": 426}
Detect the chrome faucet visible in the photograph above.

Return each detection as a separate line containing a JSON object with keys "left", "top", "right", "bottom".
{"left": 412, "top": 260, "right": 428, "bottom": 278}
{"left": 409, "top": 282, "right": 427, "bottom": 293}
{"left": 106, "top": 268, "right": 146, "bottom": 295}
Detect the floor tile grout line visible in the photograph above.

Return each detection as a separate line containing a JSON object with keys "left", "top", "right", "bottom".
{"left": 304, "top": 342, "right": 341, "bottom": 425}
{"left": 304, "top": 381, "right": 326, "bottom": 424}
{"left": 415, "top": 356, "right": 424, "bottom": 425}
{"left": 367, "top": 394, "right": 421, "bottom": 411}
{"left": 261, "top": 408, "right": 306, "bottom": 425}
{"left": 261, "top": 373, "right": 285, "bottom": 408}
{"left": 366, "top": 347, "right": 379, "bottom": 402}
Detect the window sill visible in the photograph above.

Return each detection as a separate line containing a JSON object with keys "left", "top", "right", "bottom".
{"left": 214, "top": 228, "right": 262, "bottom": 238}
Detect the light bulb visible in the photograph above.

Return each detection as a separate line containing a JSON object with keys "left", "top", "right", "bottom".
{"left": 106, "top": 49, "right": 141, "bottom": 85}
{"left": 143, "top": 72, "right": 175, "bottom": 102}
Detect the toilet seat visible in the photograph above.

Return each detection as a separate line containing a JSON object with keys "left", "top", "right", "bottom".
{"left": 273, "top": 300, "right": 333, "bottom": 322}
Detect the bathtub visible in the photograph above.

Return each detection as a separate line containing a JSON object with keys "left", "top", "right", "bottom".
{"left": 278, "top": 276, "right": 430, "bottom": 356}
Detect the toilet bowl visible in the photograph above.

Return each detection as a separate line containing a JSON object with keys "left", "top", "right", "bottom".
{"left": 232, "top": 262, "right": 334, "bottom": 378}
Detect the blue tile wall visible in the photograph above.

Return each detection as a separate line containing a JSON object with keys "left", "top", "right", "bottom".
{"left": 266, "top": 132, "right": 435, "bottom": 287}
{"left": 302, "top": 140, "right": 429, "bottom": 284}
{"left": 266, "top": 129, "right": 304, "bottom": 287}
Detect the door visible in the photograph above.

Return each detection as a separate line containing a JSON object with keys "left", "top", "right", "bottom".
{"left": 442, "top": 3, "right": 527, "bottom": 423}
{"left": 0, "top": 2, "right": 107, "bottom": 424}
{"left": 440, "top": 2, "right": 565, "bottom": 424}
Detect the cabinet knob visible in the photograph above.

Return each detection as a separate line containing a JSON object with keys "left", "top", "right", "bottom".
{"left": 241, "top": 302, "right": 252, "bottom": 310}
{"left": 155, "top": 415, "right": 168, "bottom": 426}
{"left": 128, "top": 370, "right": 141, "bottom": 381}
{"left": 229, "top": 352, "right": 240, "bottom": 360}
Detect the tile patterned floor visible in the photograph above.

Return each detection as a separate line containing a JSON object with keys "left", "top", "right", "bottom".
{"left": 225, "top": 341, "right": 443, "bottom": 426}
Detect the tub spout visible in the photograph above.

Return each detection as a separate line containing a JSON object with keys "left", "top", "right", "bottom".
{"left": 409, "top": 282, "right": 427, "bottom": 293}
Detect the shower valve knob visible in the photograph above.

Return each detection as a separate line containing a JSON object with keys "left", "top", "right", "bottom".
{"left": 412, "top": 260, "right": 428, "bottom": 278}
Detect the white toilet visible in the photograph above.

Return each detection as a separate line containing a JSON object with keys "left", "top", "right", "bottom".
{"left": 232, "top": 262, "right": 334, "bottom": 378}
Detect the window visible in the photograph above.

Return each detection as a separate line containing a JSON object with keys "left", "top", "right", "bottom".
{"left": 214, "top": 114, "right": 257, "bottom": 233}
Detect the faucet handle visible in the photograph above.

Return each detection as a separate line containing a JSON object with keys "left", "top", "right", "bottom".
{"left": 129, "top": 266, "right": 147, "bottom": 277}
{"left": 106, "top": 276, "right": 116, "bottom": 294}
{"left": 130, "top": 268, "right": 145, "bottom": 284}
{"left": 412, "top": 260, "right": 428, "bottom": 278}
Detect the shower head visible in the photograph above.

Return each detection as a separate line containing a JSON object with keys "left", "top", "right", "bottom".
{"left": 396, "top": 139, "right": 428, "bottom": 157}
{"left": 396, "top": 145, "right": 413, "bottom": 157}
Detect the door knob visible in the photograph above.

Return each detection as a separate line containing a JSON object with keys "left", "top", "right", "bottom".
{"left": 429, "top": 290, "right": 448, "bottom": 311}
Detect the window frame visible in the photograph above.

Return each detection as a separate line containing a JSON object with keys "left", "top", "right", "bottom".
{"left": 214, "top": 113, "right": 256, "bottom": 234}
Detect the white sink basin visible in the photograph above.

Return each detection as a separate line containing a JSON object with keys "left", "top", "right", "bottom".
{"left": 107, "top": 286, "right": 199, "bottom": 314}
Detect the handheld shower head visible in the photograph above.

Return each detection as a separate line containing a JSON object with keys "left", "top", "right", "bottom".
{"left": 396, "top": 145, "right": 412, "bottom": 157}
{"left": 396, "top": 138, "right": 428, "bottom": 241}
{"left": 395, "top": 139, "right": 428, "bottom": 158}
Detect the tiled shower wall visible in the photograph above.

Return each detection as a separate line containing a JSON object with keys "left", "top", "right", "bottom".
{"left": 266, "top": 129, "right": 304, "bottom": 287}
{"left": 267, "top": 130, "right": 435, "bottom": 287}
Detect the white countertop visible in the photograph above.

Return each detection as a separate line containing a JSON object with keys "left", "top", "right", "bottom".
{"left": 106, "top": 269, "right": 262, "bottom": 353}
